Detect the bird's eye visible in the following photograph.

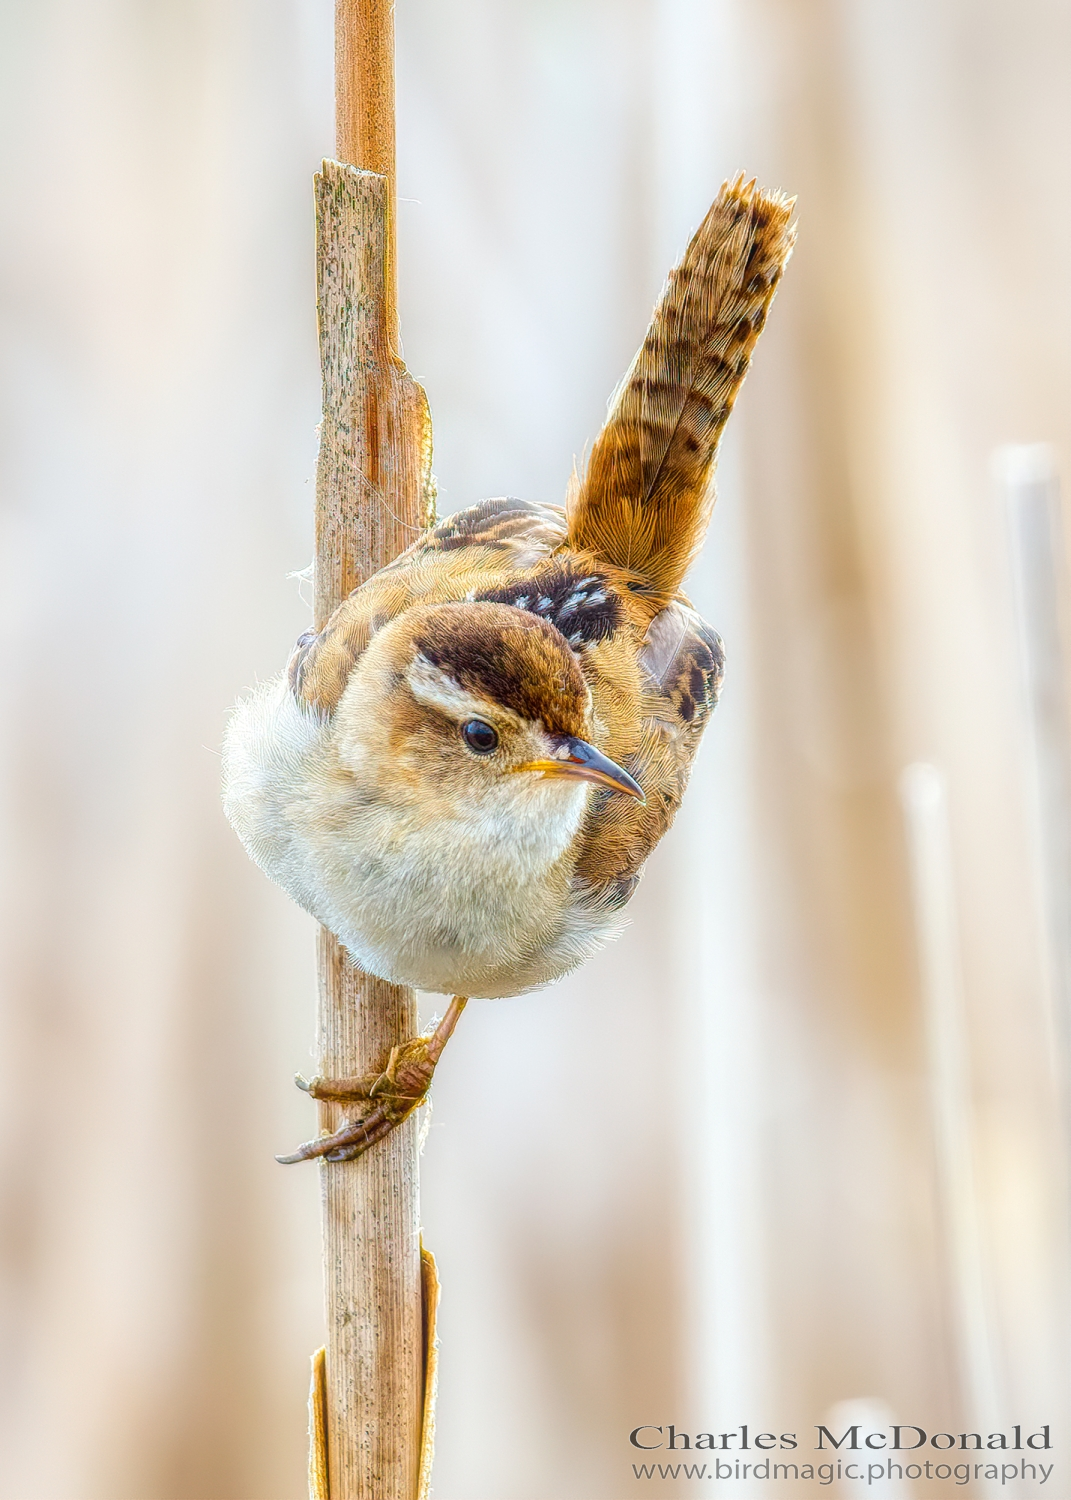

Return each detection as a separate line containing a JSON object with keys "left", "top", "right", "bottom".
{"left": 461, "top": 719, "right": 498, "bottom": 754}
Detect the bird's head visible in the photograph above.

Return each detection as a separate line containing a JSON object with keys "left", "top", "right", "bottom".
{"left": 328, "top": 601, "right": 644, "bottom": 817}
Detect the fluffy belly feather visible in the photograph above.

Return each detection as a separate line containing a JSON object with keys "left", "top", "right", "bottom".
{"left": 311, "top": 801, "right": 617, "bottom": 998}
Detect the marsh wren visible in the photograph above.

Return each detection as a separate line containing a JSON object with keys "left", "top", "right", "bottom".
{"left": 223, "top": 176, "right": 795, "bottom": 1163}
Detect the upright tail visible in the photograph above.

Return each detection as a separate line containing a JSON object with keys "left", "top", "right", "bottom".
{"left": 567, "top": 176, "right": 796, "bottom": 607}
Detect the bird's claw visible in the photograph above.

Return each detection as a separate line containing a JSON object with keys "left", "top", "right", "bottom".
{"left": 368, "top": 1043, "right": 403, "bottom": 1098}
{"left": 276, "top": 996, "right": 468, "bottom": 1166}
{"left": 277, "top": 1037, "right": 439, "bottom": 1165}
{"left": 275, "top": 1101, "right": 399, "bottom": 1164}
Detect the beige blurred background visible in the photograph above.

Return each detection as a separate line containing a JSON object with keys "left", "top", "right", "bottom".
{"left": 1, "top": 1, "right": 1070, "bottom": 1497}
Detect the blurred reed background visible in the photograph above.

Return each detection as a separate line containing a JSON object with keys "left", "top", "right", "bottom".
{"left": 1, "top": 2, "right": 1069, "bottom": 1497}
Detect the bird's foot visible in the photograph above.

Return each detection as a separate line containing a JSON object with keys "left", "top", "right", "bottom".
{"left": 278, "top": 1041, "right": 433, "bottom": 1163}
{"left": 276, "top": 996, "right": 468, "bottom": 1164}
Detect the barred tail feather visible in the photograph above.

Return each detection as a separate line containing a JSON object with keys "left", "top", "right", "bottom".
{"left": 568, "top": 175, "right": 796, "bottom": 605}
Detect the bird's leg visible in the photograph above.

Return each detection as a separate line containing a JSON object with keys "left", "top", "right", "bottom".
{"left": 276, "top": 996, "right": 468, "bottom": 1164}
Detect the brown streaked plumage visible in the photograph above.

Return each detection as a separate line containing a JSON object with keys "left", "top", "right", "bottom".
{"left": 569, "top": 174, "right": 797, "bottom": 607}
{"left": 223, "top": 176, "right": 795, "bottom": 1162}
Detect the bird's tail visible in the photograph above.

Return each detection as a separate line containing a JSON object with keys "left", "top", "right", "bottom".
{"left": 567, "top": 176, "right": 796, "bottom": 607}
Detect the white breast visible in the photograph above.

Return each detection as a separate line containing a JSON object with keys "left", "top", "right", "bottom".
{"left": 222, "top": 679, "right": 622, "bottom": 997}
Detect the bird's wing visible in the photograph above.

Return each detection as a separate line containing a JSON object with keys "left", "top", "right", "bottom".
{"left": 289, "top": 498, "right": 569, "bottom": 714}
{"left": 403, "top": 496, "right": 567, "bottom": 561}
{"left": 567, "top": 176, "right": 795, "bottom": 609}
{"left": 570, "top": 600, "right": 725, "bottom": 906}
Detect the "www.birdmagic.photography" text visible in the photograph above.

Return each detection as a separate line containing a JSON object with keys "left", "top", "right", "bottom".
{"left": 628, "top": 1422, "right": 1054, "bottom": 1485}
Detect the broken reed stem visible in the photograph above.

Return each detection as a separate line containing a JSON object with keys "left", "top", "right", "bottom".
{"left": 312, "top": 8, "right": 434, "bottom": 1497}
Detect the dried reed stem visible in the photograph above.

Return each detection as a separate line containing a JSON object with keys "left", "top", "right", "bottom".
{"left": 336, "top": 0, "right": 398, "bottom": 341}
{"left": 311, "top": 6, "right": 433, "bottom": 1495}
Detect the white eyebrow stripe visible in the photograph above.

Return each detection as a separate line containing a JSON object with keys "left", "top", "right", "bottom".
{"left": 406, "top": 655, "right": 491, "bottom": 719}
{"left": 405, "top": 653, "right": 526, "bottom": 729}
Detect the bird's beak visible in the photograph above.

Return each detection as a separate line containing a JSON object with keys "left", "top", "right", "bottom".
{"left": 514, "top": 736, "right": 645, "bottom": 801}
